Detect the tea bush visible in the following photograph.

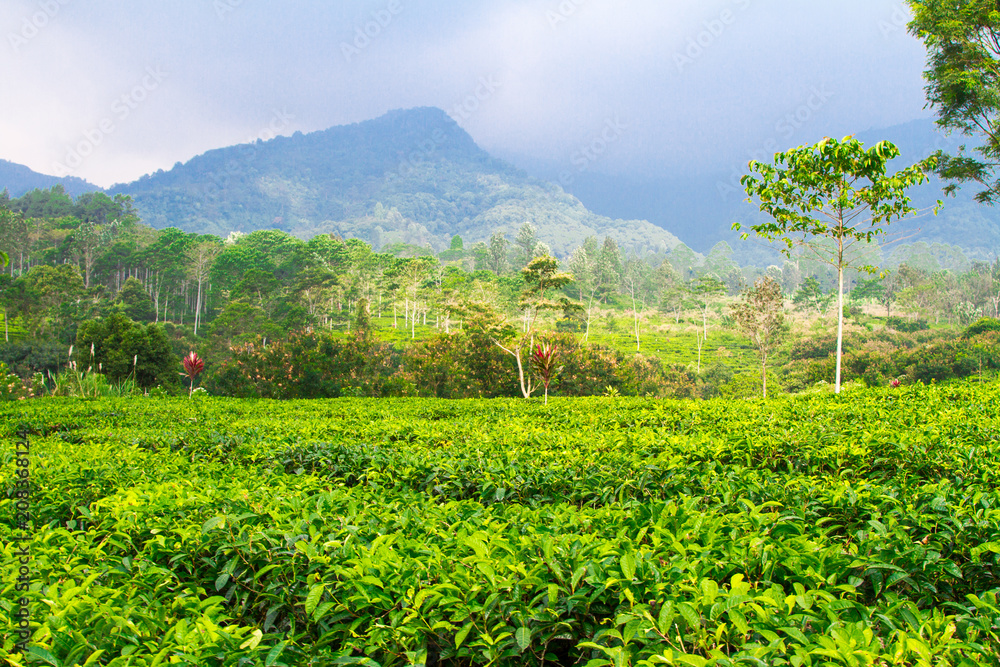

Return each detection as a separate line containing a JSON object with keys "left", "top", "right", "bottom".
{"left": 2, "top": 385, "right": 999, "bottom": 665}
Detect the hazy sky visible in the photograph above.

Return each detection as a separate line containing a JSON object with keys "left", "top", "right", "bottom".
{"left": 0, "top": 0, "right": 930, "bottom": 188}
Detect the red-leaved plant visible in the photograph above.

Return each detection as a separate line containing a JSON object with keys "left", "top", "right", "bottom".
{"left": 182, "top": 351, "right": 205, "bottom": 397}
{"left": 531, "top": 343, "right": 560, "bottom": 405}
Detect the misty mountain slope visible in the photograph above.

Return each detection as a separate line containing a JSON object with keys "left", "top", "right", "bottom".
{"left": 0, "top": 159, "right": 99, "bottom": 198}
{"left": 506, "top": 118, "right": 1000, "bottom": 260}
{"left": 108, "top": 107, "right": 681, "bottom": 257}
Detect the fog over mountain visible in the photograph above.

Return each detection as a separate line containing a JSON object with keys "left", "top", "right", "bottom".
{"left": 4, "top": 108, "right": 996, "bottom": 266}
{"left": 2, "top": 1, "right": 930, "bottom": 189}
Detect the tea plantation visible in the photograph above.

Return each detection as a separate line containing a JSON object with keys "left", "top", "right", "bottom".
{"left": 2, "top": 384, "right": 999, "bottom": 665}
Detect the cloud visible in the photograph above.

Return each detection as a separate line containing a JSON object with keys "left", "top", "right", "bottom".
{"left": 0, "top": 0, "right": 931, "bottom": 187}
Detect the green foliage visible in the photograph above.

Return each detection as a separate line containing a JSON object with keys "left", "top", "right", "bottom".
{"left": 730, "top": 276, "right": 785, "bottom": 398}
{"left": 792, "top": 276, "right": 832, "bottom": 313}
{"left": 908, "top": 0, "right": 1000, "bottom": 203}
{"left": 208, "top": 329, "right": 406, "bottom": 399}
{"left": 887, "top": 316, "right": 930, "bottom": 333}
{"left": 0, "top": 341, "right": 67, "bottom": 379}
{"left": 738, "top": 136, "right": 937, "bottom": 393}
{"left": 964, "top": 316, "right": 1000, "bottom": 337}
{"left": 75, "top": 308, "right": 179, "bottom": 389}
{"left": 790, "top": 326, "right": 1000, "bottom": 388}
{"left": 720, "top": 369, "right": 784, "bottom": 399}
{"left": 0, "top": 361, "right": 33, "bottom": 400}
{"left": 3, "top": 385, "right": 1000, "bottom": 664}
{"left": 116, "top": 276, "right": 155, "bottom": 322}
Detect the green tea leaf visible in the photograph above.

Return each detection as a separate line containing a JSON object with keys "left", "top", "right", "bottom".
{"left": 266, "top": 641, "right": 288, "bottom": 667}
{"left": 306, "top": 583, "right": 325, "bottom": 615}
{"left": 515, "top": 626, "right": 531, "bottom": 651}
{"left": 201, "top": 515, "right": 225, "bottom": 534}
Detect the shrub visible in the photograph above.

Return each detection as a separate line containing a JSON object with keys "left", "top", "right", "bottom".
{"left": 75, "top": 307, "right": 179, "bottom": 389}
{"left": 788, "top": 335, "right": 839, "bottom": 360}
{"left": 0, "top": 362, "right": 34, "bottom": 400}
{"left": 963, "top": 316, "right": 1000, "bottom": 338}
{"left": 697, "top": 362, "right": 735, "bottom": 399}
{"left": 842, "top": 340, "right": 897, "bottom": 387}
{"left": 401, "top": 333, "right": 509, "bottom": 398}
{"left": 208, "top": 330, "right": 406, "bottom": 399}
{"left": 0, "top": 341, "right": 67, "bottom": 378}
{"left": 720, "top": 370, "right": 784, "bottom": 399}
{"left": 887, "top": 316, "right": 929, "bottom": 333}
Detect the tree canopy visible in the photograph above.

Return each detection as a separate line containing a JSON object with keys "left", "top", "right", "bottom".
{"left": 909, "top": 0, "right": 1000, "bottom": 203}
{"left": 737, "top": 136, "right": 936, "bottom": 393}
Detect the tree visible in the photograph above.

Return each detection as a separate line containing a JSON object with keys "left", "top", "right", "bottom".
{"left": 597, "top": 237, "right": 624, "bottom": 293}
{"left": 478, "top": 256, "right": 574, "bottom": 399}
{"left": 701, "top": 241, "right": 739, "bottom": 281}
{"left": 737, "top": 136, "right": 936, "bottom": 393}
{"left": 513, "top": 222, "right": 539, "bottom": 268}
{"left": 409, "top": 257, "right": 437, "bottom": 337}
{"left": 438, "top": 235, "right": 466, "bottom": 262}
{"left": 188, "top": 238, "right": 221, "bottom": 336}
{"left": 686, "top": 276, "right": 727, "bottom": 340}
{"left": 792, "top": 276, "right": 832, "bottom": 314}
{"left": 485, "top": 231, "right": 510, "bottom": 276}
{"left": 622, "top": 257, "right": 656, "bottom": 351}
{"left": 75, "top": 307, "right": 178, "bottom": 389}
{"left": 666, "top": 243, "right": 699, "bottom": 279}
{"left": 20, "top": 263, "right": 87, "bottom": 340}
{"left": 730, "top": 276, "right": 786, "bottom": 398}
{"left": 908, "top": 1, "right": 1000, "bottom": 203}
{"left": 0, "top": 205, "right": 23, "bottom": 273}
{"left": 118, "top": 277, "right": 155, "bottom": 322}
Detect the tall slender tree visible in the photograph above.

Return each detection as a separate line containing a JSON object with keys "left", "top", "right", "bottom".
{"left": 738, "top": 136, "right": 937, "bottom": 393}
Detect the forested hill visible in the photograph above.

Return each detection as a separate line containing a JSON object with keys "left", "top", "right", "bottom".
{"left": 0, "top": 159, "right": 99, "bottom": 199}
{"left": 108, "top": 107, "right": 682, "bottom": 258}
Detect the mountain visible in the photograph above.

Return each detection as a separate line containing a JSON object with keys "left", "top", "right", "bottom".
{"left": 502, "top": 119, "right": 1000, "bottom": 262}
{"left": 107, "top": 107, "right": 682, "bottom": 258}
{"left": 0, "top": 159, "right": 100, "bottom": 198}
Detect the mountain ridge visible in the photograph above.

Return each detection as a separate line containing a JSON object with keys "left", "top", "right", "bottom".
{"left": 500, "top": 118, "right": 1000, "bottom": 261}
{"left": 103, "top": 107, "right": 682, "bottom": 258}
{"left": 0, "top": 159, "right": 100, "bottom": 198}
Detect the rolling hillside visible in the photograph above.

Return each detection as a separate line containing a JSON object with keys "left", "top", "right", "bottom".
{"left": 107, "top": 107, "right": 683, "bottom": 257}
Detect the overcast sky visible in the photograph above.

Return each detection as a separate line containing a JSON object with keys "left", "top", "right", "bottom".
{"left": 0, "top": 0, "right": 930, "bottom": 188}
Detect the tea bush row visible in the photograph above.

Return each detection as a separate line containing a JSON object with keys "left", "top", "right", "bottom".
{"left": 1, "top": 384, "right": 999, "bottom": 665}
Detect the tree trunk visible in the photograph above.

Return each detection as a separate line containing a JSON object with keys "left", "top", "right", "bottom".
{"left": 761, "top": 352, "right": 767, "bottom": 399}
{"left": 631, "top": 291, "right": 641, "bottom": 352}
{"left": 835, "top": 264, "right": 844, "bottom": 394}
{"left": 194, "top": 278, "right": 203, "bottom": 336}
{"left": 696, "top": 331, "right": 704, "bottom": 374}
